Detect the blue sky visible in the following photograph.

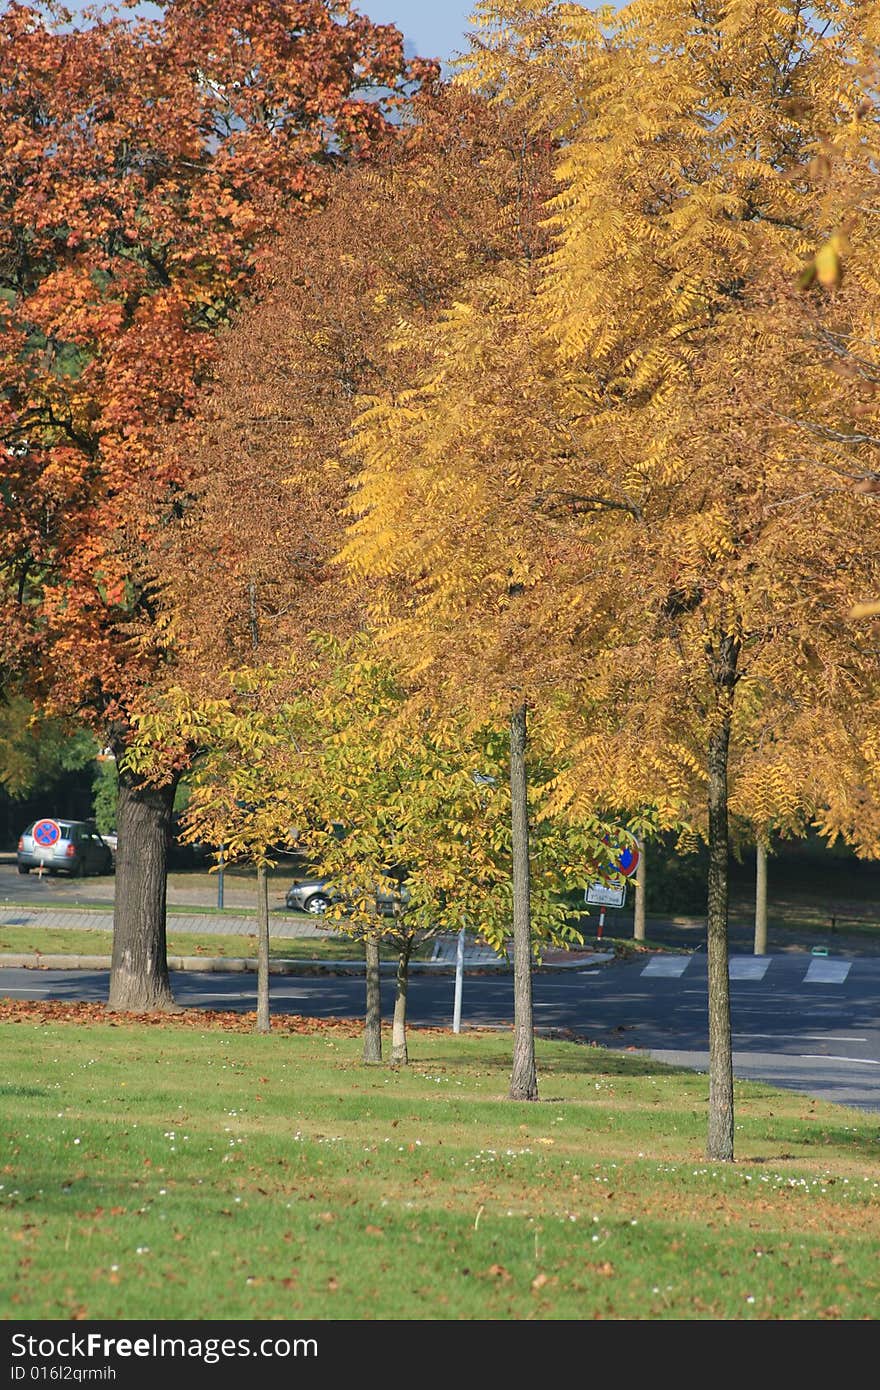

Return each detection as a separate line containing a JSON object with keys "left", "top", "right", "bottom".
{"left": 358, "top": 2, "right": 476, "bottom": 66}
{"left": 58, "top": 2, "right": 478, "bottom": 68}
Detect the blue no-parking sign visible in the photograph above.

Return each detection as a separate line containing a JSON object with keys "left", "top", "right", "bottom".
{"left": 32, "top": 818, "right": 61, "bottom": 849}
{"left": 615, "top": 844, "right": 639, "bottom": 877}
{"left": 602, "top": 835, "right": 639, "bottom": 879}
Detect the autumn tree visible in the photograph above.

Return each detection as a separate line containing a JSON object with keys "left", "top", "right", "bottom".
{"left": 276, "top": 641, "right": 604, "bottom": 1067}
{"left": 343, "top": 1, "right": 880, "bottom": 1156}
{"left": 161, "top": 85, "right": 551, "bottom": 672}
{"left": 147, "top": 86, "right": 559, "bottom": 1077}
{"left": 0, "top": 0, "right": 430, "bottom": 1009}
{"left": 132, "top": 633, "right": 608, "bottom": 1063}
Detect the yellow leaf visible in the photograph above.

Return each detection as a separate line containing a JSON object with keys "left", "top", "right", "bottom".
{"left": 814, "top": 233, "right": 847, "bottom": 288}
{"left": 814, "top": 248, "right": 840, "bottom": 287}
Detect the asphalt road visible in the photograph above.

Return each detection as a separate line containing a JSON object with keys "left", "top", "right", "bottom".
{"left": 0, "top": 859, "right": 295, "bottom": 913}
{"left": 3, "top": 950, "right": 878, "bottom": 1113}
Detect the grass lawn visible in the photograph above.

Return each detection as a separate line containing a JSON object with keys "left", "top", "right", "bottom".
{"left": 1, "top": 1002, "right": 877, "bottom": 1321}
{"left": 0, "top": 926, "right": 441, "bottom": 962}
{"left": 0, "top": 923, "right": 673, "bottom": 963}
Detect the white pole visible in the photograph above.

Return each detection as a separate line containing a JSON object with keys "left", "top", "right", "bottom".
{"left": 452, "top": 926, "right": 465, "bottom": 1033}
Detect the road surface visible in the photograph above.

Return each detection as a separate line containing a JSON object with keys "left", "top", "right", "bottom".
{"left": 2, "top": 950, "right": 878, "bottom": 1112}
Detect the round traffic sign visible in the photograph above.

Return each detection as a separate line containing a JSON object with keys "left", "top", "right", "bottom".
{"left": 616, "top": 844, "right": 640, "bottom": 877}
{"left": 33, "top": 818, "right": 61, "bottom": 848}
{"left": 602, "top": 834, "right": 640, "bottom": 878}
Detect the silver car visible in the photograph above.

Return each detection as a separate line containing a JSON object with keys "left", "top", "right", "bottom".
{"left": 285, "top": 877, "right": 338, "bottom": 915}
{"left": 285, "top": 875, "right": 408, "bottom": 917}
{"left": 17, "top": 818, "right": 114, "bottom": 877}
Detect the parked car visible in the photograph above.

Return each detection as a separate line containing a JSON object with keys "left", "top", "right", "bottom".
{"left": 17, "top": 818, "right": 114, "bottom": 877}
{"left": 285, "top": 875, "right": 409, "bottom": 917}
{"left": 285, "top": 876, "right": 337, "bottom": 915}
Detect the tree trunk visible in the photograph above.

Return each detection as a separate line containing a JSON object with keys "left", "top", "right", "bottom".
{"left": 390, "top": 935, "right": 414, "bottom": 1065}
{"left": 363, "top": 937, "right": 382, "bottom": 1062}
{"left": 508, "top": 703, "right": 538, "bottom": 1101}
{"left": 256, "top": 863, "right": 270, "bottom": 1034}
{"left": 634, "top": 833, "right": 646, "bottom": 942}
{"left": 754, "top": 837, "right": 768, "bottom": 956}
{"left": 706, "top": 635, "right": 737, "bottom": 1162}
{"left": 109, "top": 768, "right": 177, "bottom": 1012}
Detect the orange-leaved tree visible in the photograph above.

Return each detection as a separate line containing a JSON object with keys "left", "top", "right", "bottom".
{"left": 160, "top": 84, "right": 552, "bottom": 674}
{"left": 0, "top": 0, "right": 433, "bottom": 1009}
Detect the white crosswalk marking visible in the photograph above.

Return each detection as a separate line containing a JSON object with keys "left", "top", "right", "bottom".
{"left": 638, "top": 955, "right": 854, "bottom": 985}
{"left": 641, "top": 957, "right": 690, "bottom": 977}
{"left": 729, "top": 958, "right": 771, "bottom": 980}
{"left": 804, "top": 959, "right": 851, "bottom": 984}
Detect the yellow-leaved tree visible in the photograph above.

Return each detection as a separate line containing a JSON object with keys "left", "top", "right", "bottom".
{"left": 132, "top": 638, "right": 614, "bottom": 1063}
{"left": 139, "top": 85, "right": 569, "bottom": 1068}
{"left": 344, "top": 1, "right": 880, "bottom": 1158}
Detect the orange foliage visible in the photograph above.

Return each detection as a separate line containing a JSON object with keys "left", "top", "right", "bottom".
{"left": 161, "top": 86, "right": 552, "bottom": 687}
{"left": 0, "top": 0, "right": 433, "bottom": 739}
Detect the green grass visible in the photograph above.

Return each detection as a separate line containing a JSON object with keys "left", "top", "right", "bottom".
{"left": 1, "top": 1011, "right": 877, "bottom": 1320}
{"left": 0, "top": 923, "right": 649, "bottom": 963}
{"left": 0, "top": 925, "right": 439, "bottom": 962}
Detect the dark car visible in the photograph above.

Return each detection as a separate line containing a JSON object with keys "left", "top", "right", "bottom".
{"left": 17, "top": 818, "right": 114, "bottom": 877}
{"left": 285, "top": 875, "right": 409, "bottom": 917}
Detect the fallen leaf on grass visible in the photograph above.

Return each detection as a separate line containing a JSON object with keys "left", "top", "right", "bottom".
{"left": 531, "top": 1273, "right": 550, "bottom": 1291}
{"left": 0, "top": 999, "right": 365, "bottom": 1038}
{"left": 487, "top": 1264, "right": 511, "bottom": 1281}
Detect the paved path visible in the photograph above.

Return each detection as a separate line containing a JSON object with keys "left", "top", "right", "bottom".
{"left": 0, "top": 903, "right": 616, "bottom": 973}
{"left": 0, "top": 903, "right": 326, "bottom": 939}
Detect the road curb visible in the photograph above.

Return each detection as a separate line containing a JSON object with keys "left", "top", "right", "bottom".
{"left": 0, "top": 952, "right": 616, "bottom": 974}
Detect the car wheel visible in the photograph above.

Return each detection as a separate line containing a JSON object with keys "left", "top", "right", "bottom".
{"left": 304, "top": 893, "right": 331, "bottom": 915}
{"left": 17, "top": 865, "right": 29, "bottom": 875}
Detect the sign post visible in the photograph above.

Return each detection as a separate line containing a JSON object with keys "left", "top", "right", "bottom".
{"left": 452, "top": 928, "right": 465, "bottom": 1033}
{"left": 217, "top": 845, "right": 225, "bottom": 909}
{"left": 586, "top": 881, "right": 627, "bottom": 938}
{"left": 453, "top": 772, "right": 498, "bottom": 1031}
{"left": 585, "top": 838, "right": 640, "bottom": 940}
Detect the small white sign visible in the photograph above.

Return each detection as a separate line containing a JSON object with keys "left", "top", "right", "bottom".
{"left": 585, "top": 882, "right": 626, "bottom": 908}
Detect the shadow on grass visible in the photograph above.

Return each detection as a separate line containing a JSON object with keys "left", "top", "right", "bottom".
{"left": 407, "top": 1029, "right": 700, "bottom": 1084}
